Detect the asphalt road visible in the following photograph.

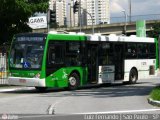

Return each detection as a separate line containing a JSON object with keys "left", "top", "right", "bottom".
{"left": 0, "top": 77, "right": 160, "bottom": 120}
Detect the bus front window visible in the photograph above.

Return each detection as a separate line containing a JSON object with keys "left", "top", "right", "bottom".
{"left": 10, "top": 43, "right": 44, "bottom": 69}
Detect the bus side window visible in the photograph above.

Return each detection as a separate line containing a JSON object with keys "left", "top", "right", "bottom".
{"left": 137, "top": 44, "right": 148, "bottom": 59}
{"left": 126, "top": 43, "right": 137, "bottom": 59}
{"left": 48, "top": 45, "right": 63, "bottom": 65}
{"left": 48, "top": 46, "right": 55, "bottom": 64}
{"left": 66, "top": 42, "right": 81, "bottom": 66}
{"left": 148, "top": 43, "right": 156, "bottom": 58}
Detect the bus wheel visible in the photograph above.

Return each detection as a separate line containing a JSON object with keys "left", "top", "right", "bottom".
{"left": 35, "top": 87, "right": 47, "bottom": 92}
{"left": 129, "top": 69, "right": 138, "bottom": 84}
{"left": 68, "top": 73, "right": 80, "bottom": 90}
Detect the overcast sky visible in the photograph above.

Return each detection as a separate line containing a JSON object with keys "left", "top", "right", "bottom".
{"left": 110, "top": 0, "right": 160, "bottom": 17}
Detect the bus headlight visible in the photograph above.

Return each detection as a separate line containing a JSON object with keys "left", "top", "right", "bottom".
{"left": 35, "top": 73, "right": 40, "bottom": 78}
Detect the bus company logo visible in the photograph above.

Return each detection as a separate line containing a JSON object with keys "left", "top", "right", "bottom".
{"left": 1, "top": 114, "right": 18, "bottom": 120}
{"left": 62, "top": 69, "right": 68, "bottom": 79}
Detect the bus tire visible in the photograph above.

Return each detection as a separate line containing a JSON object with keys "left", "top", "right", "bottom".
{"left": 68, "top": 73, "right": 80, "bottom": 90}
{"left": 35, "top": 87, "right": 47, "bottom": 92}
{"left": 129, "top": 68, "right": 138, "bottom": 84}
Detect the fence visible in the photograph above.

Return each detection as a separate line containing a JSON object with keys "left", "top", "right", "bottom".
{"left": 0, "top": 53, "right": 8, "bottom": 85}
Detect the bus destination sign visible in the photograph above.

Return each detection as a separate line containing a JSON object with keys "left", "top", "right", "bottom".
{"left": 16, "top": 36, "right": 44, "bottom": 42}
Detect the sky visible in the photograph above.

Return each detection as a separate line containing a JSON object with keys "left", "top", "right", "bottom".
{"left": 110, "top": 0, "right": 160, "bottom": 17}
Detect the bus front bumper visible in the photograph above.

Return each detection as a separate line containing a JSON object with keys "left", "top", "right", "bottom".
{"left": 8, "top": 77, "right": 46, "bottom": 87}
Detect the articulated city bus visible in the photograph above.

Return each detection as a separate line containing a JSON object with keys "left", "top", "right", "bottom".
{"left": 8, "top": 32, "right": 159, "bottom": 91}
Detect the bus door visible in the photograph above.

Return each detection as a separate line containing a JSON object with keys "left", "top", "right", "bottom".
{"left": 87, "top": 43, "right": 98, "bottom": 83}
{"left": 114, "top": 43, "right": 124, "bottom": 80}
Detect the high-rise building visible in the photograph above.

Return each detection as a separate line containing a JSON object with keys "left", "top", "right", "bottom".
{"left": 86, "top": 0, "right": 110, "bottom": 25}
{"left": 49, "top": 0, "right": 110, "bottom": 27}
{"left": 55, "top": 0, "right": 66, "bottom": 26}
{"left": 70, "top": 0, "right": 110, "bottom": 26}
{"left": 66, "top": 0, "right": 75, "bottom": 27}
{"left": 49, "top": 0, "right": 66, "bottom": 27}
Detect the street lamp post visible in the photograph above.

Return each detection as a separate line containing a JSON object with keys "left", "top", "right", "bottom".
{"left": 78, "top": 7, "right": 94, "bottom": 34}
{"left": 79, "top": 0, "right": 82, "bottom": 32}
{"left": 122, "top": 10, "right": 127, "bottom": 35}
{"left": 85, "top": 11, "right": 94, "bottom": 34}
{"left": 73, "top": 0, "right": 94, "bottom": 34}
{"left": 68, "top": 0, "right": 75, "bottom": 28}
{"left": 48, "top": 0, "right": 54, "bottom": 32}
{"left": 47, "top": 9, "right": 49, "bottom": 32}
{"left": 129, "top": 0, "right": 131, "bottom": 22}
{"left": 68, "top": 3, "right": 72, "bottom": 28}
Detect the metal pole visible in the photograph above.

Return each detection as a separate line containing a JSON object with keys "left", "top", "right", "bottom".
{"left": 79, "top": 0, "right": 82, "bottom": 32}
{"left": 122, "top": 10, "right": 127, "bottom": 35}
{"left": 72, "top": 0, "right": 75, "bottom": 27}
{"left": 79, "top": 7, "right": 94, "bottom": 34}
{"left": 129, "top": 0, "right": 131, "bottom": 22}
{"left": 68, "top": 3, "right": 72, "bottom": 27}
{"left": 47, "top": 9, "right": 50, "bottom": 32}
{"left": 48, "top": 0, "right": 52, "bottom": 32}
{"left": 87, "top": 12, "right": 94, "bottom": 34}
{"left": 73, "top": 12, "right": 75, "bottom": 27}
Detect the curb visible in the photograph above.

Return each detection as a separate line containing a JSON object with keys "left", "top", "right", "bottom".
{"left": 0, "top": 87, "right": 34, "bottom": 92}
{"left": 148, "top": 98, "right": 160, "bottom": 107}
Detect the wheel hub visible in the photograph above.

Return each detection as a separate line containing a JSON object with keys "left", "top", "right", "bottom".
{"left": 69, "top": 77, "right": 76, "bottom": 86}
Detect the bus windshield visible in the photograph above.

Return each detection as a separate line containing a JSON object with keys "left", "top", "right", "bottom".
{"left": 9, "top": 35, "right": 46, "bottom": 69}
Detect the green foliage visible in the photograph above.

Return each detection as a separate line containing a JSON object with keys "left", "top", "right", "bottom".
{"left": 0, "top": 0, "right": 49, "bottom": 45}
{"left": 148, "top": 22, "right": 160, "bottom": 39}
{"left": 149, "top": 86, "right": 160, "bottom": 101}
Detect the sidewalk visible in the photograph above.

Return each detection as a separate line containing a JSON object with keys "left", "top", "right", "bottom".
{"left": 148, "top": 70, "right": 160, "bottom": 107}
{"left": 0, "top": 85, "right": 34, "bottom": 92}
{"left": 0, "top": 85, "right": 21, "bottom": 89}
{"left": 157, "top": 70, "right": 160, "bottom": 76}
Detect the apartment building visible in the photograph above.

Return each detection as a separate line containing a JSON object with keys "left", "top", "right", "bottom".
{"left": 86, "top": 0, "right": 110, "bottom": 25}
{"left": 55, "top": 0, "right": 66, "bottom": 26}
{"left": 49, "top": 0, "right": 110, "bottom": 27}
{"left": 49, "top": 0, "right": 66, "bottom": 27}
{"left": 66, "top": 0, "right": 75, "bottom": 27}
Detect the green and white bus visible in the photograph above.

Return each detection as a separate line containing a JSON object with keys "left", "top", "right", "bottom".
{"left": 8, "top": 32, "right": 159, "bottom": 90}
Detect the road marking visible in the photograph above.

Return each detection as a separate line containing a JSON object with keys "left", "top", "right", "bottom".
{"left": 73, "top": 109, "right": 160, "bottom": 115}
{"left": 47, "top": 92, "right": 78, "bottom": 115}
{"left": 47, "top": 97, "right": 69, "bottom": 115}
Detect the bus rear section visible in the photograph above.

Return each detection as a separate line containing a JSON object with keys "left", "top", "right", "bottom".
{"left": 86, "top": 35, "right": 158, "bottom": 84}
{"left": 123, "top": 37, "right": 158, "bottom": 83}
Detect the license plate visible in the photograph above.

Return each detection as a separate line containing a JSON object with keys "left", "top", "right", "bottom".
{"left": 19, "top": 79, "right": 26, "bottom": 83}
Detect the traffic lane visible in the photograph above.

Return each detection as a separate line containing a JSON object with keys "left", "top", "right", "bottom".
{"left": 44, "top": 78, "right": 160, "bottom": 114}
{"left": 0, "top": 88, "right": 73, "bottom": 114}
{"left": 0, "top": 77, "right": 159, "bottom": 114}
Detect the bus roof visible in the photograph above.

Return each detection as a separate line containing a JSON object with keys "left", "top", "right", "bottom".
{"left": 87, "top": 34, "right": 155, "bottom": 43}
{"left": 15, "top": 32, "right": 155, "bottom": 43}
{"left": 47, "top": 32, "right": 86, "bottom": 41}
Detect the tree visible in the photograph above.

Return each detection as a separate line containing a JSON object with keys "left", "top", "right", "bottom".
{"left": 148, "top": 22, "right": 160, "bottom": 39}
{"left": 0, "top": 0, "right": 49, "bottom": 45}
